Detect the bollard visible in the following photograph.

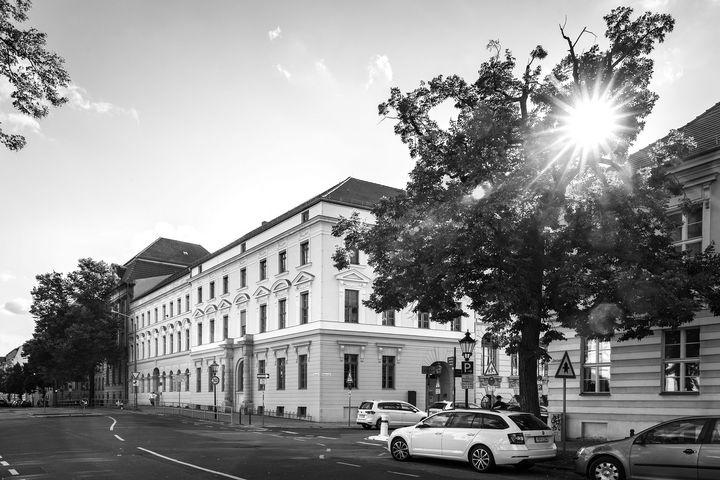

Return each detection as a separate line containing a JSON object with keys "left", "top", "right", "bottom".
{"left": 379, "top": 414, "right": 389, "bottom": 438}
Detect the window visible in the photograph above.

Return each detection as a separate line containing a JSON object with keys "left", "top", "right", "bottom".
{"left": 277, "top": 358, "right": 286, "bottom": 390}
{"left": 300, "top": 291, "right": 309, "bottom": 324}
{"left": 452, "top": 302, "right": 462, "bottom": 331}
{"left": 669, "top": 204, "right": 703, "bottom": 255}
{"left": 222, "top": 315, "right": 228, "bottom": 340}
{"left": 643, "top": 418, "right": 706, "bottom": 444}
{"left": 510, "top": 353, "right": 518, "bottom": 376}
{"left": 300, "top": 241, "right": 309, "bottom": 265}
{"left": 169, "top": 334, "right": 173, "bottom": 353}
{"left": 196, "top": 367, "right": 202, "bottom": 392}
{"left": 209, "top": 281, "right": 215, "bottom": 299}
{"left": 418, "top": 312, "right": 430, "bottom": 329}
{"left": 278, "top": 299, "right": 286, "bottom": 329}
{"left": 154, "top": 338, "right": 158, "bottom": 356}
{"left": 663, "top": 328, "right": 700, "bottom": 392}
{"left": 582, "top": 338, "right": 611, "bottom": 393}
{"left": 348, "top": 247, "right": 360, "bottom": 265}
{"left": 259, "top": 259, "right": 267, "bottom": 280}
{"left": 197, "top": 323, "right": 203, "bottom": 345}
{"left": 185, "top": 328, "right": 189, "bottom": 350}
{"left": 221, "top": 364, "right": 225, "bottom": 392}
{"left": 258, "top": 360, "right": 266, "bottom": 391}
{"left": 197, "top": 286, "right": 203, "bottom": 303}
{"left": 278, "top": 251, "right": 287, "bottom": 273}
{"left": 382, "top": 310, "right": 395, "bottom": 326}
{"left": 222, "top": 275, "right": 228, "bottom": 294}
{"left": 141, "top": 313, "right": 144, "bottom": 327}
{"left": 301, "top": 210, "right": 309, "bottom": 223}
{"left": 345, "top": 289, "right": 359, "bottom": 323}
{"left": 298, "top": 354, "right": 308, "bottom": 389}
{"left": 240, "top": 310, "right": 247, "bottom": 336}
{"left": 177, "top": 298, "right": 181, "bottom": 314}
{"left": 177, "top": 331, "right": 181, "bottom": 352}
{"left": 169, "top": 302, "right": 173, "bottom": 317}
{"left": 185, "top": 295, "right": 190, "bottom": 312}
{"left": 209, "top": 319, "right": 215, "bottom": 343}
{"left": 240, "top": 268, "right": 247, "bottom": 288}
{"left": 240, "top": 241, "right": 246, "bottom": 253}
{"left": 163, "top": 305, "right": 166, "bottom": 319}
{"left": 344, "top": 354, "right": 358, "bottom": 389}
{"left": 236, "top": 360, "right": 244, "bottom": 392}
{"left": 154, "top": 308, "right": 158, "bottom": 322}
{"left": 259, "top": 304, "right": 267, "bottom": 333}
{"left": 382, "top": 356, "right": 395, "bottom": 389}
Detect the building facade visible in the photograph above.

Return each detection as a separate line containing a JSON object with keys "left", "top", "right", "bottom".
{"left": 546, "top": 101, "right": 720, "bottom": 440}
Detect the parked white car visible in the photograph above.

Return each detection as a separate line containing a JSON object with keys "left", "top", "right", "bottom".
{"left": 356, "top": 400, "right": 426, "bottom": 430}
{"left": 388, "top": 409, "right": 556, "bottom": 472}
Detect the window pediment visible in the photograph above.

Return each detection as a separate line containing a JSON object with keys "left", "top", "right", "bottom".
{"left": 335, "top": 269, "right": 371, "bottom": 285}
{"left": 292, "top": 271, "right": 315, "bottom": 287}
{"left": 271, "top": 279, "right": 291, "bottom": 293}
{"left": 234, "top": 293, "right": 250, "bottom": 305}
{"left": 253, "top": 286, "right": 271, "bottom": 298}
{"left": 218, "top": 299, "right": 232, "bottom": 310}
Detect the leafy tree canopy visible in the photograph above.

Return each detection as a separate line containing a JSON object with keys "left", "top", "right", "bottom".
{"left": 0, "top": 0, "right": 70, "bottom": 150}
{"left": 333, "top": 7, "right": 720, "bottom": 415}
{"left": 23, "top": 258, "right": 122, "bottom": 401}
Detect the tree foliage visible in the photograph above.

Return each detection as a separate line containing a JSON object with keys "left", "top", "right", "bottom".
{"left": 333, "top": 7, "right": 720, "bottom": 415}
{"left": 0, "top": 0, "right": 70, "bottom": 150}
{"left": 23, "top": 258, "right": 122, "bottom": 403}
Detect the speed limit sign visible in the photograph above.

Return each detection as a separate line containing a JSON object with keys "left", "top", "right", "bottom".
{"left": 211, "top": 375, "right": 220, "bottom": 385}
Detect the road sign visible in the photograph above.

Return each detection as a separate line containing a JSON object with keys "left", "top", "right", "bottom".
{"left": 461, "top": 374, "right": 474, "bottom": 389}
{"left": 211, "top": 375, "right": 220, "bottom": 385}
{"left": 554, "top": 351, "right": 576, "bottom": 379}
{"left": 256, "top": 373, "right": 270, "bottom": 379}
{"left": 483, "top": 359, "right": 498, "bottom": 376}
{"left": 461, "top": 361, "right": 474, "bottom": 374}
{"left": 132, "top": 380, "right": 138, "bottom": 387}
{"left": 447, "top": 356, "right": 455, "bottom": 367}
{"left": 131, "top": 372, "right": 140, "bottom": 380}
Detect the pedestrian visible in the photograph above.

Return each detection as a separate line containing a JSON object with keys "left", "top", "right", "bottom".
{"left": 149, "top": 391, "right": 156, "bottom": 406}
{"left": 493, "top": 395, "right": 507, "bottom": 410}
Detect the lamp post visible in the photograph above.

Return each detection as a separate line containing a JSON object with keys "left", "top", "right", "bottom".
{"left": 346, "top": 372, "right": 353, "bottom": 427}
{"left": 210, "top": 360, "right": 219, "bottom": 420}
{"left": 459, "top": 330, "right": 476, "bottom": 408}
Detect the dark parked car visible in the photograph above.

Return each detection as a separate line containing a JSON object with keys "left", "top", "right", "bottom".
{"left": 0, "top": 398, "right": 10, "bottom": 407}
{"left": 575, "top": 415, "right": 720, "bottom": 480}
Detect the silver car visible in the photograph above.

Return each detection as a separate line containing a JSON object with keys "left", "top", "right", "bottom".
{"left": 575, "top": 415, "right": 720, "bottom": 480}
{"left": 356, "top": 400, "right": 426, "bottom": 430}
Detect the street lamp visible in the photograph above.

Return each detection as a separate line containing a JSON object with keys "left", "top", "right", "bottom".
{"left": 459, "top": 330, "right": 476, "bottom": 408}
{"left": 210, "top": 360, "right": 219, "bottom": 420}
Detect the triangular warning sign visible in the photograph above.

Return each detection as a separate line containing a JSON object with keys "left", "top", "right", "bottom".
{"left": 554, "top": 351, "right": 576, "bottom": 379}
{"left": 483, "top": 359, "right": 498, "bottom": 376}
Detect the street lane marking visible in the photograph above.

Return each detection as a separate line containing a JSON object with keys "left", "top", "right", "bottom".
{"left": 108, "top": 417, "right": 117, "bottom": 431}
{"left": 356, "top": 441, "right": 383, "bottom": 446}
{"left": 137, "top": 447, "right": 247, "bottom": 480}
{"left": 317, "top": 436, "right": 337, "bottom": 440}
{"left": 1, "top": 461, "right": 9, "bottom": 466}
{"left": 281, "top": 431, "right": 299, "bottom": 435}
{"left": 8, "top": 468, "right": 18, "bottom": 475}
{"left": 389, "top": 471, "right": 419, "bottom": 477}
{"left": 114, "top": 435, "right": 125, "bottom": 442}
{"left": 336, "top": 462, "right": 360, "bottom": 468}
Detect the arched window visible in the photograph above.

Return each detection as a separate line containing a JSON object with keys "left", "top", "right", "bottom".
{"left": 236, "top": 360, "right": 244, "bottom": 392}
{"left": 185, "top": 369, "right": 190, "bottom": 391}
{"left": 169, "top": 371, "right": 174, "bottom": 392}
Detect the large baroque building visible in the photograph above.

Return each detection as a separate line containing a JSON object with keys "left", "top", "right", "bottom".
{"left": 546, "top": 101, "right": 720, "bottom": 440}
{"left": 117, "top": 178, "right": 502, "bottom": 422}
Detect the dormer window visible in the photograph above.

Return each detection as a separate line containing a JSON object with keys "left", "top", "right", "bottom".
{"left": 301, "top": 210, "right": 310, "bottom": 223}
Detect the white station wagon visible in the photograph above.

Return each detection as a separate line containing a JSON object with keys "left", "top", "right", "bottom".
{"left": 388, "top": 409, "right": 556, "bottom": 473}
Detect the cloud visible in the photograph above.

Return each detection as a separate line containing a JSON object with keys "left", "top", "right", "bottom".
{"left": 61, "top": 84, "right": 140, "bottom": 123}
{"left": 276, "top": 64, "right": 292, "bottom": 80}
{"left": 268, "top": 26, "right": 282, "bottom": 41}
{"left": 0, "top": 272, "right": 16, "bottom": 282}
{"left": 1, "top": 298, "right": 31, "bottom": 315}
{"left": 0, "top": 112, "right": 41, "bottom": 134}
{"left": 365, "top": 54, "right": 393, "bottom": 89}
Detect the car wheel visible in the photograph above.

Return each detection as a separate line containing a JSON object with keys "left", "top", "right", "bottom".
{"left": 361, "top": 424, "right": 371, "bottom": 430}
{"left": 390, "top": 437, "right": 410, "bottom": 461}
{"left": 588, "top": 456, "right": 625, "bottom": 480}
{"left": 469, "top": 444, "right": 495, "bottom": 473}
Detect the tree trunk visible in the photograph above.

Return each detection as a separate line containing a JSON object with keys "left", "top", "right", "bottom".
{"left": 518, "top": 315, "right": 541, "bottom": 417}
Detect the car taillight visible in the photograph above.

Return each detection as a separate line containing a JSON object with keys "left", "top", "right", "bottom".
{"left": 507, "top": 433, "right": 525, "bottom": 444}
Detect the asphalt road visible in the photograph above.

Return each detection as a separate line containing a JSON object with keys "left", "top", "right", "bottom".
{"left": 0, "top": 409, "right": 575, "bottom": 479}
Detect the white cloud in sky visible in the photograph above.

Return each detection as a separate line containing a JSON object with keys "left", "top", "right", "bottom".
{"left": 365, "top": 54, "right": 393, "bottom": 89}
{"left": 0, "top": 272, "right": 16, "bottom": 282}
{"left": 276, "top": 64, "right": 292, "bottom": 80}
{"left": 268, "top": 26, "right": 282, "bottom": 41}
{"left": 1, "top": 297, "right": 31, "bottom": 315}
{"left": 62, "top": 84, "right": 140, "bottom": 123}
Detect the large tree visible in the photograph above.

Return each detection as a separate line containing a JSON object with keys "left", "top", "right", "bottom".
{"left": 23, "top": 258, "right": 123, "bottom": 405}
{"left": 1, "top": 0, "right": 70, "bottom": 150}
{"left": 333, "top": 7, "right": 720, "bottom": 416}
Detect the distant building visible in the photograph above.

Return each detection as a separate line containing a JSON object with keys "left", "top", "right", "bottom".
{"left": 547, "top": 101, "right": 720, "bottom": 440}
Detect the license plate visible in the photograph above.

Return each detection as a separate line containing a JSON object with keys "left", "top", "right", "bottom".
{"left": 535, "top": 436, "right": 549, "bottom": 443}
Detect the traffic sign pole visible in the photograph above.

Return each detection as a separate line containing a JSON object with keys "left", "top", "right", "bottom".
{"left": 554, "top": 351, "right": 576, "bottom": 455}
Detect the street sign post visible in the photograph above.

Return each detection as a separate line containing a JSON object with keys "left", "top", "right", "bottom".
{"left": 554, "top": 351, "right": 576, "bottom": 454}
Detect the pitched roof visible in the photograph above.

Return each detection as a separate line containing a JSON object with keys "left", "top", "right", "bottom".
{"left": 133, "top": 177, "right": 402, "bottom": 301}
{"left": 631, "top": 101, "right": 720, "bottom": 168}
{"left": 119, "top": 238, "right": 209, "bottom": 284}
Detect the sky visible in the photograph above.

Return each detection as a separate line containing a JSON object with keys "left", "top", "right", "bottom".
{"left": 1, "top": 0, "right": 719, "bottom": 357}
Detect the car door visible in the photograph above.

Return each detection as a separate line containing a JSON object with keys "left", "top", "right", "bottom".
{"left": 697, "top": 418, "right": 720, "bottom": 480}
{"left": 377, "top": 402, "right": 396, "bottom": 425}
{"left": 441, "top": 412, "right": 481, "bottom": 458}
{"left": 397, "top": 402, "right": 414, "bottom": 425}
{"left": 629, "top": 417, "right": 708, "bottom": 480}
{"left": 410, "top": 412, "right": 452, "bottom": 456}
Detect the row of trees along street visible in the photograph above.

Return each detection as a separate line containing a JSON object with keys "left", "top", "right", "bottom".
{"left": 333, "top": 6, "right": 720, "bottom": 418}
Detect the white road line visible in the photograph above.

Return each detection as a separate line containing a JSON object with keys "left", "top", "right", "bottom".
{"left": 108, "top": 417, "right": 117, "bottom": 431}
{"left": 316, "top": 443, "right": 326, "bottom": 447}
{"left": 8, "top": 468, "right": 18, "bottom": 475}
{"left": 356, "top": 441, "right": 384, "bottom": 446}
{"left": 317, "top": 436, "right": 338, "bottom": 440}
{"left": 336, "top": 462, "right": 361, "bottom": 468}
{"left": 114, "top": 435, "right": 125, "bottom": 442}
{"left": 388, "top": 471, "right": 419, "bottom": 477}
{"left": 319, "top": 455, "right": 325, "bottom": 459}
{"left": 1, "top": 461, "right": 9, "bottom": 466}
{"left": 281, "top": 430, "right": 299, "bottom": 435}
{"left": 137, "top": 447, "right": 247, "bottom": 480}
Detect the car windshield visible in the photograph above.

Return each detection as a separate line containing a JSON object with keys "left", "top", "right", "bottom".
{"left": 509, "top": 413, "right": 548, "bottom": 430}
{"left": 359, "top": 401, "right": 374, "bottom": 409}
